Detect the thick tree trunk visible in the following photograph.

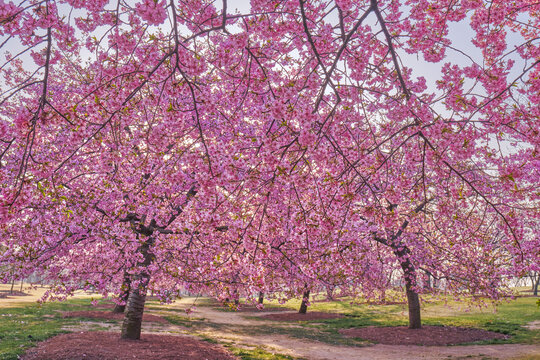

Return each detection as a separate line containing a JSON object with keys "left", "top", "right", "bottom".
{"left": 121, "top": 237, "right": 153, "bottom": 340}
{"left": 533, "top": 275, "right": 539, "bottom": 297}
{"left": 121, "top": 284, "right": 147, "bottom": 339}
{"left": 113, "top": 274, "right": 131, "bottom": 314}
{"left": 405, "top": 282, "right": 421, "bottom": 329}
{"left": 401, "top": 260, "right": 421, "bottom": 329}
{"left": 299, "top": 289, "right": 310, "bottom": 314}
{"left": 392, "top": 244, "right": 422, "bottom": 329}
{"left": 9, "top": 277, "right": 15, "bottom": 294}
{"left": 258, "top": 292, "right": 264, "bottom": 305}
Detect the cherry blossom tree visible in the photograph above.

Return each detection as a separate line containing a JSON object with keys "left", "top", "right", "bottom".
{"left": 1, "top": 0, "right": 538, "bottom": 338}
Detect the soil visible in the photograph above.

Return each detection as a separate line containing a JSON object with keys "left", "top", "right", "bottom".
{"left": 20, "top": 331, "right": 237, "bottom": 360}
{"left": 339, "top": 325, "right": 508, "bottom": 345}
{"left": 261, "top": 311, "right": 343, "bottom": 321}
{"left": 62, "top": 311, "right": 169, "bottom": 324}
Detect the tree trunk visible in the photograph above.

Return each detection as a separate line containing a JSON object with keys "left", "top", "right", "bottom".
{"left": 533, "top": 275, "right": 539, "bottom": 297}
{"left": 405, "top": 281, "right": 421, "bottom": 329}
{"left": 393, "top": 245, "right": 421, "bottom": 329}
{"left": 299, "top": 289, "right": 310, "bottom": 314}
{"left": 113, "top": 304, "right": 127, "bottom": 314}
{"left": 121, "top": 237, "right": 153, "bottom": 340}
{"left": 424, "top": 271, "right": 431, "bottom": 289}
{"left": 326, "top": 285, "right": 334, "bottom": 300}
{"left": 10, "top": 277, "right": 15, "bottom": 294}
{"left": 233, "top": 288, "right": 240, "bottom": 306}
{"left": 401, "top": 261, "right": 421, "bottom": 329}
{"left": 113, "top": 274, "right": 131, "bottom": 314}
{"left": 121, "top": 284, "right": 147, "bottom": 339}
{"left": 19, "top": 280, "right": 23, "bottom": 293}
{"left": 258, "top": 292, "right": 264, "bottom": 305}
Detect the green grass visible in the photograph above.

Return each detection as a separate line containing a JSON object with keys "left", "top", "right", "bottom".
{"left": 1, "top": 294, "right": 538, "bottom": 359}
{"left": 0, "top": 299, "right": 98, "bottom": 360}
{"left": 0, "top": 298, "right": 301, "bottom": 360}
{"left": 252, "top": 296, "right": 540, "bottom": 345}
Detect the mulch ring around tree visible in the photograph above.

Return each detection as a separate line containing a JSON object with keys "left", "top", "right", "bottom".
{"left": 261, "top": 311, "right": 344, "bottom": 321}
{"left": 62, "top": 311, "right": 169, "bottom": 324}
{"left": 339, "top": 325, "right": 509, "bottom": 345}
{"left": 21, "top": 331, "right": 237, "bottom": 360}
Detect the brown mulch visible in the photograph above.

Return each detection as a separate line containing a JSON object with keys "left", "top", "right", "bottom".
{"left": 21, "top": 331, "right": 237, "bottom": 360}
{"left": 62, "top": 311, "right": 169, "bottom": 324}
{"left": 339, "top": 325, "right": 509, "bottom": 345}
{"left": 261, "top": 311, "right": 343, "bottom": 321}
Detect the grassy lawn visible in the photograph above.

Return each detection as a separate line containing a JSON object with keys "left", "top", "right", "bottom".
{"left": 0, "top": 299, "right": 104, "bottom": 360}
{"left": 0, "top": 297, "right": 298, "bottom": 360}
{"left": 251, "top": 295, "right": 540, "bottom": 345}
{"left": 0, "top": 291, "right": 538, "bottom": 360}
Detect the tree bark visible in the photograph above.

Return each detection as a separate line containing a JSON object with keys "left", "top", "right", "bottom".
{"left": 113, "top": 273, "right": 131, "bottom": 314}
{"left": 233, "top": 288, "right": 240, "bottom": 306}
{"left": 299, "top": 289, "right": 310, "bottom": 314}
{"left": 400, "top": 259, "right": 421, "bottom": 329}
{"left": 326, "top": 285, "right": 334, "bottom": 300}
{"left": 121, "top": 237, "right": 153, "bottom": 340}
{"left": 533, "top": 274, "right": 539, "bottom": 297}
{"left": 258, "top": 292, "right": 264, "bottom": 305}
{"left": 121, "top": 284, "right": 147, "bottom": 339}
{"left": 424, "top": 271, "right": 431, "bottom": 289}
{"left": 405, "top": 281, "right": 421, "bottom": 329}
{"left": 391, "top": 244, "right": 421, "bottom": 329}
